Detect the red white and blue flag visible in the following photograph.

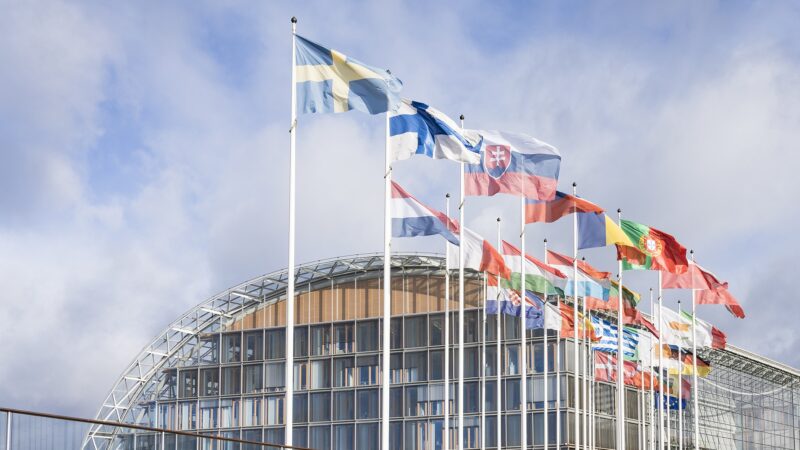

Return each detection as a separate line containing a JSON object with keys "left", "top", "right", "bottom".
{"left": 464, "top": 130, "right": 561, "bottom": 200}
{"left": 390, "top": 181, "right": 459, "bottom": 245}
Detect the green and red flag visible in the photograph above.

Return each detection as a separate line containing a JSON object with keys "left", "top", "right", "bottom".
{"left": 616, "top": 220, "right": 689, "bottom": 274}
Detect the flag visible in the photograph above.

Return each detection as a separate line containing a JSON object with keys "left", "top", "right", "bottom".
{"left": 634, "top": 329, "right": 656, "bottom": 366}
{"left": 576, "top": 212, "right": 634, "bottom": 250}
{"left": 595, "top": 351, "right": 616, "bottom": 383}
{"left": 295, "top": 35, "right": 402, "bottom": 114}
{"left": 448, "top": 228, "right": 511, "bottom": 280}
{"left": 486, "top": 278, "right": 544, "bottom": 329}
{"left": 659, "top": 307, "right": 726, "bottom": 350}
{"left": 661, "top": 262, "right": 745, "bottom": 319}
{"left": 617, "top": 220, "right": 689, "bottom": 273}
{"left": 680, "top": 310, "right": 727, "bottom": 350}
{"left": 525, "top": 191, "right": 603, "bottom": 224}
{"left": 545, "top": 250, "right": 608, "bottom": 299}
{"left": 389, "top": 99, "right": 482, "bottom": 163}
{"left": 501, "top": 241, "right": 567, "bottom": 295}
{"left": 390, "top": 181, "right": 458, "bottom": 244}
{"left": 655, "top": 345, "right": 712, "bottom": 377}
{"left": 590, "top": 315, "right": 639, "bottom": 359}
{"left": 544, "top": 300, "right": 597, "bottom": 340}
{"left": 464, "top": 130, "right": 561, "bottom": 200}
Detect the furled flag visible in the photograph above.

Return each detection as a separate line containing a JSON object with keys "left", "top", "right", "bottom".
{"left": 576, "top": 212, "right": 634, "bottom": 250}
{"left": 389, "top": 99, "right": 482, "bottom": 163}
{"left": 658, "top": 307, "right": 726, "bottom": 350}
{"left": 546, "top": 249, "right": 608, "bottom": 300}
{"left": 525, "top": 191, "right": 604, "bottom": 224}
{"left": 295, "top": 35, "right": 402, "bottom": 114}
{"left": 464, "top": 130, "right": 561, "bottom": 200}
{"left": 590, "top": 315, "right": 639, "bottom": 359}
{"left": 501, "top": 241, "right": 568, "bottom": 295}
{"left": 616, "top": 220, "right": 689, "bottom": 274}
{"left": 390, "top": 181, "right": 458, "bottom": 244}
{"left": 448, "top": 228, "right": 512, "bottom": 280}
{"left": 661, "top": 262, "right": 745, "bottom": 319}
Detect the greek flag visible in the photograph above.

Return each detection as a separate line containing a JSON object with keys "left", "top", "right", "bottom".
{"left": 389, "top": 99, "right": 482, "bottom": 164}
{"left": 295, "top": 35, "right": 402, "bottom": 114}
{"left": 591, "top": 315, "right": 639, "bottom": 360}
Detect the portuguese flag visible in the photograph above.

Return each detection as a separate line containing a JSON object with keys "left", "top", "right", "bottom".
{"left": 617, "top": 220, "right": 689, "bottom": 274}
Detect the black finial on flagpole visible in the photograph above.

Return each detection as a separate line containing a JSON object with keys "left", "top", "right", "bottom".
{"left": 617, "top": 208, "right": 622, "bottom": 213}
{"left": 650, "top": 287, "right": 653, "bottom": 292}
{"left": 678, "top": 300, "right": 681, "bottom": 305}
{"left": 572, "top": 181, "right": 577, "bottom": 187}
{"left": 446, "top": 193, "right": 450, "bottom": 199}
{"left": 497, "top": 217, "right": 501, "bottom": 222}
{"left": 582, "top": 257, "right": 586, "bottom": 261}
{"left": 459, "top": 114, "right": 465, "bottom": 121}
{"left": 690, "top": 249, "right": 694, "bottom": 255}
{"left": 291, "top": 16, "right": 297, "bottom": 23}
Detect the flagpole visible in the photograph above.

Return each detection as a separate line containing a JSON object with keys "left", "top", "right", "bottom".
{"left": 658, "top": 273, "right": 665, "bottom": 450}
{"left": 285, "top": 16, "right": 298, "bottom": 447}
{"left": 557, "top": 291, "right": 562, "bottom": 449}
{"left": 649, "top": 288, "right": 655, "bottom": 450}
{"left": 380, "top": 83, "right": 393, "bottom": 450}
{"left": 458, "top": 114, "right": 466, "bottom": 450}
{"left": 543, "top": 238, "right": 550, "bottom": 450}
{"left": 640, "top": 361, "right": 645, "bottom": 450}
{"left": 616, "top": 208, "right": 625, "bottom": 450}
{"left": 690, "top": 250, "right": 699, "bottom": 450}
{"left": 581, "top": 257, "right": 589, "bottom": 449}
{"left": 481, "top": 269, "right": 487, "bottom": 450}
{"left": 445, "top": 194, "right": 451, "bottom": 450}
{"left": 677, "top": 300, "right": 684, "bottom": 450}
{"left": 572, "top": 182, "right": 580, "bottom": 450}
{"left": 496, "top": 217, "right": 503, "bottom": 450}
{"left": 520, "top": 193, "right": 529, "bottom": 450}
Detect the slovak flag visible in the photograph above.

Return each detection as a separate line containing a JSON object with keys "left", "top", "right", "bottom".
{"left": 390, "top": 181, "right": 458, "bottom": 245}
{"left": 464, "top": 130, "right": 562, "bottom": 200}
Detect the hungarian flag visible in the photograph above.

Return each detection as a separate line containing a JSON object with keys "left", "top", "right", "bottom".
{"left": 616, "top": 220, "right": 689, "bottom": 274}
{"left": 501, "top": 241, "right": 568, "bottom": 295}
{"left": 661, "top": 262, "right": 745, "bottom": 319}
{"left": 525, "top": 191, "right": 604, "bottom": 224}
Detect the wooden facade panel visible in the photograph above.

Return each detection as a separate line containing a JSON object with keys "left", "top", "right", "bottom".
{"left": 405, "top": 275, "right": 429, "bottom": 314}
{"left": 390, "top": 277, "right": 404, "bottom": 316}
{"left": 296, "top": 291, "right": 310, "bottom": 325}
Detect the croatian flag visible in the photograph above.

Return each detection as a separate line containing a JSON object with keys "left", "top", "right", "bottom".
{"left": 486, "top": 277, "right": 544, "bottom": 329}
{"left": 389, "top": 99, "right": 482, "bottom": 164}
{"left": 464, "top": 130, "right": 561, "bottom": 200}
{"left": 391, "top": 181, "right": 458, "bottom": 245}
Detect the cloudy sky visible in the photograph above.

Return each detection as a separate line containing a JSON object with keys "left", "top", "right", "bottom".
{"left": 1, "top": 1, "right": 799, "bottom": 418}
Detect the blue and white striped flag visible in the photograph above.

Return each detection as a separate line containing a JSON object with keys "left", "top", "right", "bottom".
{"left": 295, "top": 35, "right": 402, "bottom": 114}
{"left": 389, "top": 99, "right": 482, "bottom": 164}
{"left": 590, "top": 315, "right": 639, "bottom": 360}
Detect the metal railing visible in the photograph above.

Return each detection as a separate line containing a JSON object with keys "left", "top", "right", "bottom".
{"left": 1, "top": 407, "right": 313, "bottom": 450}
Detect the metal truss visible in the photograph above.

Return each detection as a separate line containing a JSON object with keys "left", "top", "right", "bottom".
{"left": 83, "top": 253, "right": 446, "bottom": 449}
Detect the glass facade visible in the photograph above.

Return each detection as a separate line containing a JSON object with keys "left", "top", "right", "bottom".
{"left": 101, "top": 256, "right": 800, "bottom": 450}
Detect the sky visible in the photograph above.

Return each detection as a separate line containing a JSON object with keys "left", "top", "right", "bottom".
{"left": 1, "top": 0, "right": 799, "bottom": 418}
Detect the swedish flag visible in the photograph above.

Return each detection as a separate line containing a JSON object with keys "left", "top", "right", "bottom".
{"left": 295, "top": 35, "right": 402, "bottom": 114}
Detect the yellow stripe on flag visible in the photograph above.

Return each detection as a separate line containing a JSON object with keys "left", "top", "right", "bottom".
{"left": 605, "top": 215, "right": 634, "bottom": 246}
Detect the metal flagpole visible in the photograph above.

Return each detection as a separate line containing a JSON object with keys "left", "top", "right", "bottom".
{"left": 557, "top": 291, "right": 562, "bottom": 449}
{"left": 520, "top": 194, "right": 528, "bottom": 450}
{"left": 445, "top": 194, "right": 451, "bottom": 450}
{"left": 616, "top": 209, "right": 626, "bottom": 450}
{"left": 481, "top": 270, "right": 487, "bottom": 450}
{"left": 496, "top": 217, "right": 503, "bottom": 450}
{"left": 658, "top": 274, "right": 665, "bottom": 450}
{"left": 581, "top": 257, "right": 589, "bottom": 449}
{"left": 380, "top": 73, "right": 393, "bottom": 450}
{"left": 640, "top": 362, "right": 645, "bottom": 449}
{"left": 572, "top": 182, "right": 580, "bottom": 450}
{"left": 543, "top": 238, "right": 549, "bottom": 450}
{"left": 458, "top": 114, "right": 466, "bottom": 450}
{"left": 285, "top": 16, "right": 298, "bottom": 447}
{"left": 690, "top": 250, "right": 700, "bottom": 450}
{"left": 677, "top": 300, "right": 683, "bottom": 450}
{"left": 649, "top": 288, "right": 656, "bottom": 450}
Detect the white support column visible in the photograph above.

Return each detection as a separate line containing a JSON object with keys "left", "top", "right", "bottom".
{"left": 285, "top": 16, "right": 298, "bottom": 447}
{"left": 481, "top": 271, "right": 487, "bottom": 450}
{"left": 445, "top": 194, "right": 452, "bottom": 450}
{"left": 616, "top": 209, "right": 626, "bottom": 450}
{"left": 678, "top": 299, "right": 684, "bottom": 450}
{"left": 658, "top": 275, "right": 665, "bottom": 450}
{"left": 5, "top": 411, "right": 12, "bottom": 450}
{"left": 458, "top": 114, "right": 466, "bottom": 450}
{"left": 543, "top": 238, "right": 550, "bottom": 450}
{"left": 572, "top": 182, "right": 580, "bottom": 450}
{"left": 496, "top": 217, "right": 503, "bottom": 450}
{"left": 649, "top": 288, "right": 656, "bottom": 450}
{"left": 381, "top": 101, "right": 393, "bottom": 450}
{"left": 520, "top": 195, "right": 528, "bottom": 450}
{"left": 580, "top": 260, "right": 589, "bottom": 449}
{"left": 690, "top": 250, "right": 700, "bottom": 450}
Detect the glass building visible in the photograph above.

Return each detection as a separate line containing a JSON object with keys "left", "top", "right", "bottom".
{"left": 85, "top": 254, "right": 800, "bottom": 449}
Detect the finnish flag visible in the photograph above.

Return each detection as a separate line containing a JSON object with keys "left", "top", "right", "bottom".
{"left": 389, "top": 99, "right": 482, "bottom": 164}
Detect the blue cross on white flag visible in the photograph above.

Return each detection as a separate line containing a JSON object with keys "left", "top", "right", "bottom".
{"left": 389, "top": 99, "right": 482, "bottom": 164}
{"left": 295, "top": 35, "right": 402, "bottom": 114}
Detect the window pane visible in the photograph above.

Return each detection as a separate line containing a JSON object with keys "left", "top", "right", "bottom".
{"left": 264, "top": 395, "right": 284, "bottom": 425}
{"left": 333, "top": 390, "right": 355, "bottom": 421}
{"left": 356, "top": 320, "right": 378, "bottom": 352}
{"left": 310, "top": 392, "right": 331, "bottom": 422}
{"left": 293, "top": 393, "right": 308, "bottom": 423}
{"left": 357, "top": 423, "right": 379, "bottom": 449}
{"left": 429, "top": 350, "right": 444, "bottom": 381}
{"left": 244, "top": 331, "right": 263, "bottom": 361}
{"left": 310, "top": 425, "right": 331, "bottom": 450}
{"left": 219, "top": 399, "right": 239, "bottom": 428}
{"left": 199, "top": 335, "right": 219, "bottom": 365}
{"left": 465, "top": 310, "right": 479, "bottom": 343}
{"left": 221, "top": 366, "right": 240, "bottom": 395}
{"left": 505, "top": 379, "right": 521, "bottom": 410}
{"left": 390, "top": 353, "right": 403, "bottom": 384}
{"left": 464, "top": 381, "right": 479, "bottom": 413}
{"left": 390, "top": 318, "right": 402, "bottom": 349}
{"left": 429, "top": 314, "right": 444, "bottom": 346}
{"left": 294, "top": 327, "right": 308, "bottom": 357}
{"left": 264, "top": 362, "right": 285, "bottom": 392}
{"left": 311, "top": 359, "right": 331, "bottom": 389}
{"left": 265, "top": 329, "right": 285, "bottom": 359}
{"left": 243, "top": 364, "right": 263, "bottom": 394}
{"left": 333, "top": 356, "right": 355, "bottom": 388}
{"left": 390, "top": 387, "right": 403, "bottom": 418}
{"left": 222, "top": 333, "right": 241, "bottom": 363}
{"left": 311, "top": 325, "right": 331, "bottom": 356}
{"left": 179, "top": 369, "right": 198, "bottom": 398}
{"left": 405, "top": 385, "right": 427, "bottom": 417}
{"left": 429, "top": 383, "right": 444, "bottom": 415}
{"left": 242, "top": 397, "right": 261, "bottom": 427}
{"left": 356, "top": 389, "right": 379, "bottom": 419}
{"left": 505, "top": 344, "right": 520, "bottom": 375}
{"left": 404, "top": 316, "right": 427, "bottom": 348}
{"left": 333, "top": 424, "right": 354, "bottom": 450}
{"left": 464, "top": 347, "right": 479, "bottom": 378}
{"left": 200, "top": 368, "right": 219, "bottom": 397}
{"left": 357, "top": 355, "right": 379, "bottom": 386}
{"left": 333, "top": 323, "right": 354, "bottom": 354}
{"left": 178, "top": 401, "right": 197, "bottom": 430}
{"left": 405, "top": 351, "right": 427, "bottom": 382}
